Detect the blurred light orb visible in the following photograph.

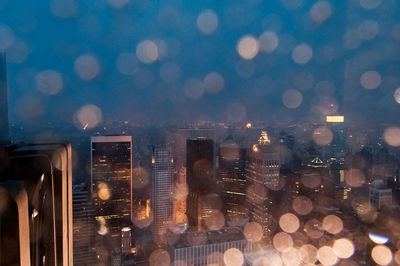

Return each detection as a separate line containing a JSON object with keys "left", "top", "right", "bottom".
{"left": 0, "top": 25, "right": 14, "bottom": 50}
{"left": 149, "top": 249, "right": 170, "bottom": 266}
{"left": 160, "top": 62, "right": 181, "bottom": 84}
{"left": 310, "top": 1, "right": 332, "bottom": 24}
{"left": 116, "top": 52, "right": 139, "bottom": 76}
{"left": 292, "top": 196, "right": 313, "bottom": 215}
{"left": 50, "top": 0, "right": 77, "bottom": 18}
{"left": 76, "top": 104, "right": 102, "bottom": 129}
{"left": 246, "top": 122, "right": 252, "bottom": 128}
{"left": 259, "top": 31, "right": 279, "bottom": 53}
{"left": 223, "top": 248, "right": 244, "bottom": 266}
{"left": 279, "top": 213, "right": 300, "bottom": 233}
{"left": 358, "top": 20, "right": 380, "bottom": 40}
{"left": 184, "top": 78, "right": 204, "bottom": 100}
{"left": 244, "top": 222, "right": 263, "bottom": 242}
{"left": 301, "top": 172, "right": 321, "bottom": 188}
{"left": 107, "top": 0, "right": 129, "bottom": 9}
{"left": 383, "top": 127, "right": 400, "bottom": 147}
{"left": 197, "top": 10, "right": 218, "bottom": 35}
{"left": 273, "top": 232, "right": 293, "bottom": 252}
{"left": 281, "top": 248, "right": 301, "bottom": 266}
{"left": 299, "top": 244, "right": 318, "bottom": 264}
{"left": 237, "top": 36, "right": 259, "bottom": 60}
{"left": 97, "top": 183, "right": 110, "bottom": 200}
{"left": 252, "top": 250, "right": 282, "bottom": 266}
{"left": 304, "top": 218, "right": 324, "bottom": 239}
{"left": 317, "top": 246, "right": 338, "bottom": 266}
{"left": 204, "top": 210, "right": 225, "bottom": 231}
{"left": 282, "top": 89, "right": 303, "bottom": 109}
{"left": 74, "top": 54, "right": 100, "bottom": 80}
{"left": 322, "top": 215, "right": 343, "bottom": 235}
{"left": 371, "top": 245, "right": 392, "bottom": 265}
{"left": 395, "top": 250, "right": 400, "bottom": 265}
{"left": 227, "top": 102, "right": 247, "bottom": 123}
{"left": 369, "top": 233, "right": 390, "bottom": 244}
{"left": 333, "top": 238, "right": 355, "bottom": 259}
{"left": 204, "top": 72, "right": 225, "bottom": 94}
{"left": 292, "top": 44, "right": 313, "bottom": 65}
{"left": 345, "top": 168, "right": 365, "bottom": 187}
{"left": 136, "top": 40, "right": 159, "bottom": 64}
{"left": 312, "top": 126, "right": 333, "bottom": 146}
{"left": 36, "top": 70, "right": 63, "bottom": 95}
{"left": 360, "top": 0, "right": 381, "bottom": 9}
{"left": 360, "top": 70, "right": 381, "bottom": 90}
{"left": 393, "top": 88, "right": 400, "bottom": 104}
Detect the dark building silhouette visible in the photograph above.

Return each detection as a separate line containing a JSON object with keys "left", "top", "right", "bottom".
{"left": 186, "top": 138, "right": 214, "bottom": 230}
{"left": 0, "top": 52, "right": 8, "bottom": 143}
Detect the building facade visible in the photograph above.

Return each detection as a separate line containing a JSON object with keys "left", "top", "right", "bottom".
{"left": 91, "top": 135, "right": 133, "bottom": 250}
{"left": 246, "top": 131, "right": 281, "bottom": 237}
{"left": 151, "top": 146, "right": 174, "bottom": 246}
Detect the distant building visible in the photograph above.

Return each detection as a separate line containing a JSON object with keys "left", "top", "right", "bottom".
{"left": 171, "top": 227, "right": 251, "bottom": 266}
{"left": 218, "top": 139, "right": 248, "bottom": 226}
{"left": 186, "top": 138, "right": 215, "bottom": 230}
{"left": 369, "top": 180, "right": 392, "bottom": 210}
{"left": 246, "top": 131, "right": 280, "bottom": 237}
{"left": 91, "top": 136, "right": 133, "bottom": 250}
{"left": 73, "top": 183, "right": 96, "bottom": 266}
{"left": 151, "top": 146, "right": 174, "bottom": 246}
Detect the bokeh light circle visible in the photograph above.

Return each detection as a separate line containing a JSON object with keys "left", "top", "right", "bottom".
{"left": 322, "top": 215, "right": 343, "bottom": 235}
{"left": 313, "top": 127, "right": 333, "bottom": 146}
{"left": 74, "top": 54, "right": 100, "bottom": 80}
{"left": 36, "top": 70, "right": 63, "bottom": 95}
{"left": 317, "top": 246, "right": 338, "bottom": 266}
{"left": 333, "top": 238, "right": 355, "bottom": 259}
{"left": 310, "top": 1, "right": 332, "bottom": 24}
{"left": 360, "top": 70, "right": 381, "bottom": 90}
{"left": 244, "top": 222, "right": 263, "bottom": 242}
{"left": 259, "top": 31, "right": 279, "bottom": 53}
{"left": 282, "top": 89, "right": 303, "bottom": 109}
{"left": 136, "top": 40, "right": 159, "bottom": 64}
{"left": 237, "top": 36, "right": 259, "bottom": 60}
{"left": 383, "top": 127, "right": 400, "bottom": 147}
{"left": 223, "top": 248, "right": 244, "bottom": 266}
{"left": 279, "top": 213, "right": 300, "bottom": 233}
{"left": 292, "top": 44, "right": 313, "bottom": 65}
{"left": 75, "top": 104, "right": 103, "bottom": 130}
{"left": 273, "top": 232, "right": 293, "bottom": 252}
{"left": 196, "top": 10, "right": 218, "bottom": 35}
{"left": 371, "top": 245, "right": 392, "bottom": 265}
{"left": 292, "top": 196, "right": 313, "bottom": 215}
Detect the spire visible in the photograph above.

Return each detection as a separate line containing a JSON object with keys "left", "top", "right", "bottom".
{"left": 258, "top": 131, "right": 271, "bottom": 145}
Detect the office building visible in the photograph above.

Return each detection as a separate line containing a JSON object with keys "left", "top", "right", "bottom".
{"left": 218, "top": 139, "right": 247, "bottom": 226}
{"left": 369, "top": 180, "right": 392, "bottom": 210}
{"left": 151, "top": 145, "right": 174, "bottom": 246}
{"left": 73, "top": 183, "right": 96, "bottom": 266}
{"left": 246, "top": 131, "right": 280, "bottom": 237}
{"left": 171, "top": 227, "right": 251, "bottom": 266}
{"left": 91, "top": 136, "right": 133, "bottom": 250}
{"left": 186, "top": 138, "right": 215, "bottom": 230}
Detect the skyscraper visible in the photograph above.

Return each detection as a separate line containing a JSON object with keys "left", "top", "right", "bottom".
{"left": 91, "top": 136, "right": 133, "bottom": 250}
{"left": 218, "top": 139, "right": 247, "bottom": 226}
{"left": 246, "top": 131, "right": 281, "bottom": 237}
{"left": 151, "top": 145, "right": 174, "bottom": 245}
{"left": 73, "top": 183, "right": 95, "bottom": 266}
{"left": 186, "top": 137, "right": 215, "bottom": 230}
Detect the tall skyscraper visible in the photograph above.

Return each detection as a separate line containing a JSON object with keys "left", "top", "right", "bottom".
{"left": 0, "top": 52, "right": 8, "bottom": 143}
{"left": 246, "top": 131, "right": 281, "bottom": 237}
{"left": 91, "top": 136, "right": 133, "bottom": 250}
{"left": 151, "top": 145, "right": 174, "bottom": 245}
{"left": 218, "top": 139, "right": 247, "bottom": 226}
{"left": 73, "top": 183, "right": 95, "bottom": 266}
{"left": 186, "top": 137, "right": 215, "bottom": 230}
